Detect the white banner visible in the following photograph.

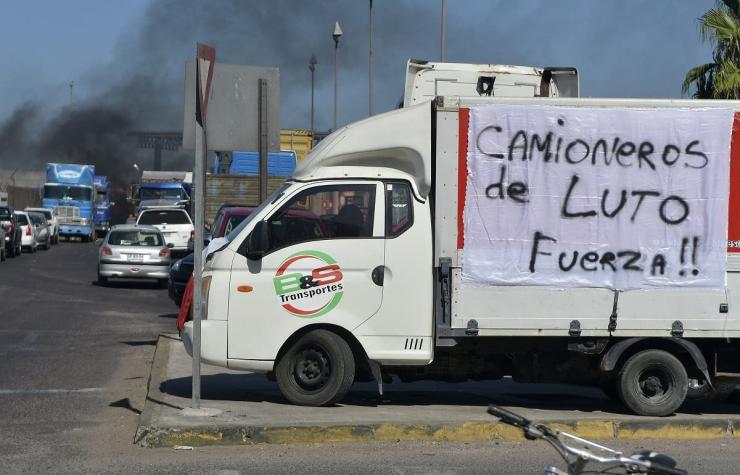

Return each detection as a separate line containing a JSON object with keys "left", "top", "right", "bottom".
{"left": 463, "top": 105, "right": 733, "bottom": 289}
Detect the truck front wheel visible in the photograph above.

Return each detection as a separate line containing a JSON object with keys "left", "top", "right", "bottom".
{"left": 276, "top": 330, "right": 355, "bottom": 407}
{"left": 617, "top": 349, "right": 688, "bottom": 416}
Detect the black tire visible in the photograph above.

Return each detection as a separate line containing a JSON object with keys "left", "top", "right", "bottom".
{"left": 1, "top": 247, "right": 5, "bottom": 261}
{"left": 687, "top": 378, "right": 736, "bottom": 402}
{"left": 31, "top": 243, "right": 37, "bottom": 253}
{"left": 275, "top": 330, "right": 355, "bottom": 407}
{"left": 97, "top": 274, "right": 108, "bottom": 286}
{"left": 617, "top": 349, "right": 688, "bottom": 416}
{"left": 8, "top": 242, "right": 16, "bottom": 258}
{"left": 158, "top": 279, "right": 168, "bottom": 289}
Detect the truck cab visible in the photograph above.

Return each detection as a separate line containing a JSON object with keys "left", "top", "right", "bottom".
{"left": 94, "top": 175, "right": 112, "bottom": 237}
{"left": 42, "top": 163, "right": 95, "bottom": 242}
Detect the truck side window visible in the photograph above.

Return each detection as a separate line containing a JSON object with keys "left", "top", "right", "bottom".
{"left": 386, "top": 182, "right": 413, "bottom": 237}
{"left": 265, "top": 184, "right": 376, "bottom": 253}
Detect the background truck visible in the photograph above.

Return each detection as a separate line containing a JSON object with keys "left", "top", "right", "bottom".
{"left": 130, "top": 170, "right": 192, "bottom": 215}
{"left": 183, "top": 96, "right": 740, "bottom": 417}
{"left": 93, "top": 175, "right": 112, "bottom": 237}
{"left": 42, "top": 163, "right": 95, "bottom": 242}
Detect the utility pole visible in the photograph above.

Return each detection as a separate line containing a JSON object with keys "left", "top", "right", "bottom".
{"left": 440, "top": 0, "right": 447, "bottom": 62}
{"left": 368, "top": 0, "right": 373, "bottom": 116}
{"left": 309, "top": 53, "right": 317, "bottom": 132}
{"left": 333, "top": 21, "right": 343, "bottom": 131}
{"left": 69, "top": 81, "right": 74, "bottom": 106}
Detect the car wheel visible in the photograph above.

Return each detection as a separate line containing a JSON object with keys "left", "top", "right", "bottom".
{"left": 98, "top": 273, "right": 108, "bottom": 286}
{"left": 617, "top": 349, "right": 688, "bottom": 416}
{"left": 158, "top": 279, "right": 168, "bottom": 289}
{"left": 5, "top": 244, "right": 12, "bottom": 258}
{"left": 31, "top": 243, "right": 37, "bottom": 253}
{"left": 1, "top": 248, "right": 5, "bottom": 261}
{"left": 276, "top": 330, "right": 355, "bottom": 407}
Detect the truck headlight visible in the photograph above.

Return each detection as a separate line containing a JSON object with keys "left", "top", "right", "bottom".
{"left": 201, "top": 275, "right": 212, "bottom": 320}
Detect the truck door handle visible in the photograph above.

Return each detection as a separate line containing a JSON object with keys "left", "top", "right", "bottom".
{"left": 372, "top": 266, "right": 385, "bottom": 286}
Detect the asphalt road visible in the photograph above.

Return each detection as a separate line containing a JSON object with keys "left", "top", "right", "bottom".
{"left": 1, "top": 242, "right": 739, "bottom": 474}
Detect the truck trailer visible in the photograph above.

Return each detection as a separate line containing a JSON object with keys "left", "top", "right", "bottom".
{"left": 182, "top": 96, "right": 740, "bottom": 417}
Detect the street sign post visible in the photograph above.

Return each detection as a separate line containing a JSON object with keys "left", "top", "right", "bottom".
{"left": 192, "top": 42, "right": 215, "bottom": 411}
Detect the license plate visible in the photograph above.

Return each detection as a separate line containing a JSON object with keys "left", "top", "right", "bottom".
{"left": 126, "top": 254, "right": 143, "bottom": 262}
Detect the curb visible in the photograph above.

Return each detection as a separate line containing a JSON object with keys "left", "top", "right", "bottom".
{"left": 135, "top": 336, "right": 737, "bottom": 447}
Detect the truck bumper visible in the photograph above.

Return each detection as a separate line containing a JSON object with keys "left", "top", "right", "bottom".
{"left": 59, "top": 225, "right": 92, "bottom": 236}
{"left": 181, "top": 320, "right": 228, "bottom": 367}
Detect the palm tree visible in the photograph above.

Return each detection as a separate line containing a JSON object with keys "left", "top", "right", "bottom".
{"left": 683, "top": 0, "right": 740, "bottom": 99}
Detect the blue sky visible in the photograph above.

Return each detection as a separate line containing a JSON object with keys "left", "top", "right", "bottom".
{"left": 0, "top": 0, "right": 718, "bottom": 131}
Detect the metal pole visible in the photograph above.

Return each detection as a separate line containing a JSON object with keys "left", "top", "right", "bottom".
{"left": 310, "top": 68, "right": 315, "bottom": 132}
{"left": 309, "top": 54, "right": 316, "bottom": 133}
{"left": 333, "top": 43, "right": 338, "bottom": 130}
{"left": 69, "top": 81, "right": 74, "bottom": 106}
{"left": 258, "top": 79, "right": 268, "bottom": 202}
{"left": 440, "top": 0, "right": 446, "bottom": 62}
{"left": 369, "top": 0, "right": 373, "bottom": 116}
{"left": 192, "top": 120, "right": 205, "bottom": 410}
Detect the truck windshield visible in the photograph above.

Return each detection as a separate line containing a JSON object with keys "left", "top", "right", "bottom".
{"left": 44, "top": 185, "right": 92, "bottom": 201}
{"left": 140, "top": 188, "right": 182, "bottom": 201}
{"left": 226, "top": 183, "right": 290, "bottom": 243}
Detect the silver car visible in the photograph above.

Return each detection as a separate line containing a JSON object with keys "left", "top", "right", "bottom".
{"left": 97, "top": 224, "right": 172, "bottom": 286}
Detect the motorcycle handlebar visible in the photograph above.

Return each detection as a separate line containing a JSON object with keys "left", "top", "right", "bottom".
{"left": 487, "top": 405, "right": 532, "bottom": 428}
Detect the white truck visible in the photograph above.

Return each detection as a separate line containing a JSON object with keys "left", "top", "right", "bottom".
{"left": 182, "top": 95, "right": 740, "bottom": 417}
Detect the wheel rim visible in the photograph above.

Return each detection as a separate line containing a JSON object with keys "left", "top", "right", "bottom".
{"left": 637, "top": 365, "right": 674, "bottom": 403}
{"left": 292, "top": 344, "right": 332, "bottom": 392}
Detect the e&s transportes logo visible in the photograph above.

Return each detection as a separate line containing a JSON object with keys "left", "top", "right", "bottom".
{"left": 272, "top": 250, "right": 344, "bottom": 318}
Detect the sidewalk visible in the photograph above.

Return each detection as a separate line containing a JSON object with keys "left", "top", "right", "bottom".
{"left": 136, "top": 334, "right": 740, "bottom": 447}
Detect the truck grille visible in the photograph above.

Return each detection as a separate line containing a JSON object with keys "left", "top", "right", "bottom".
{"left": 55, "top": 206, "right": 84, "bottom": 225}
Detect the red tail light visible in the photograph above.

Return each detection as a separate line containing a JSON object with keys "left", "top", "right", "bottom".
{"left": 25, "top": 225, "right": 32, "bottom": 236}
{"left": 190, "top": 230, "right": 195, "bottom": 238}
{"left": 7, "top": 223, "right": 12, "bottom": 233}
{"left": 100, "top": 246, "right": 112, "bottom": 256}
{"left": 159, "top": 248, "right": 171, "bottom": 257}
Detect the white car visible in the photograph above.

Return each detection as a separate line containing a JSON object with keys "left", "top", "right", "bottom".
{"left": 15, "top": 211, "right": 39, "bottom": 252}
{"left": 135, "top": 207, "right": 193, "bottom": 253}
{"left": 25, "top": 207, "right": 59, "bottom": 244}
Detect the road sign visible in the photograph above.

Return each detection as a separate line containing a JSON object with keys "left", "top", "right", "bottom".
{"left": 196, "top": 43, "right": 215, "bottom": 127}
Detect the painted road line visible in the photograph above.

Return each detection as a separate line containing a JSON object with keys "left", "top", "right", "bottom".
{"left": 0, "top": 387, "right": 104, "bottom": 395}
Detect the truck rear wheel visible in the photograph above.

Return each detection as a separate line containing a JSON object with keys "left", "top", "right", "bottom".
{"left": 276, "top": 330, "right": 355, "bottom": 407}
{"left": 617, "top": 349, "right": 688, "bottom": 416}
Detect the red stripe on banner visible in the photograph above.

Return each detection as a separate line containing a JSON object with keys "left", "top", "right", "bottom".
{"left": 728, "top": 112, "right": 740, "bottom": 253}
{"left": 457, "top": 108, "right": 470, "bottom": 250}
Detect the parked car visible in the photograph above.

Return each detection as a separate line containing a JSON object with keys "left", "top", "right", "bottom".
{"left": 0, "top": 206, "right": 23, "bottom": 257}
{"left": 97, "top": 224, "right": 173, "bottom": 286}
{"left": 188, "top": 206, "right": 254, "bottom": 251}
{"left": 168, "top": 252, "right": 194, "bottom": 306}
{"left": 135, "top": 207, "right": 193, "bottom": 254}
{"left": 27, "top": 211, "right": 52, "bottom": 251}
{"left": 25, "top": 207, "right": 59, "bottom": 244}
{"left": 0, "top": 226, "right": 5, "bottom": 262}
{"left": 15, "top": 211, "right": 39, "bottom": 253}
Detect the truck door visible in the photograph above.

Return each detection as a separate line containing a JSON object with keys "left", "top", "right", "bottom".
{"left": 227, "top": 181, "right": 385, "bottom": 361}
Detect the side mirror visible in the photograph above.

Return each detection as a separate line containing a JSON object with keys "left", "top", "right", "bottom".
{"left": 245, "top": 221, "right": 269, "bottom": 260}
{"left": 167, "top": 242, "right": 175, "bottom": 249}
{"left": 110, "top": 201, "right": 116, "bottom": 207}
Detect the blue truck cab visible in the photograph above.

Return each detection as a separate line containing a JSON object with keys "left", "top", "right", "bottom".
{"left": 42, "top": 163, "right": 96, "bottom": 241}
{"left": 93, "top": 175, "right": 112, "bottom": 237}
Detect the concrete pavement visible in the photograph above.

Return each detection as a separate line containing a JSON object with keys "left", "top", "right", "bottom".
{"left": 137, "top": 334, "right": 740, "bottom": 447}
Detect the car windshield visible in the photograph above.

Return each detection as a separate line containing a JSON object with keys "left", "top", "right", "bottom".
{"left": 226, "top": 184, "right": 290, "bottom": 242}
{"left": 44, "top": 185, "right": 92, "bottom": 201}
{"left": 16, "top": 214, "right": 29, "bottom": 225}
{"left": 138, "top": 210, "right": 191, "bottom": 225}
{"left": 0, "top": 208, "right": 10, "bottom": 220}
{"left": 140, "top": 188, "right": 182, "bottom": 201}
{"left": 28, "top": 214, "right": 45, "bottom": 225}
{"left": 219, "top": 214, "right": 250, "bottom": 238}
{"left": 108, "top": 230, "right": 164, "bottom": 246}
